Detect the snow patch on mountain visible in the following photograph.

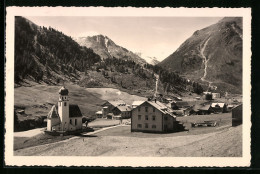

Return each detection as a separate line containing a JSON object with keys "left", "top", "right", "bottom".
{"left": 135, "top": 52, "right": 160, "bottom": 65}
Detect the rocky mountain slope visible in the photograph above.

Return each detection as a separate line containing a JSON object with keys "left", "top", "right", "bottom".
{"left": 74, "top": 35, "right": 147, "bottom": 65}
{"left": 159, "top": 17, "right": 242, "bottom": 93}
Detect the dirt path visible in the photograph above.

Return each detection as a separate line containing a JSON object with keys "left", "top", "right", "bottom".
{"left": 14, "top": 125, "right": 242, "bottom": 157}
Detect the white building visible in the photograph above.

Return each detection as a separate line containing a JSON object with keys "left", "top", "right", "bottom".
{"left": 131, "top": 100, "right": 178, "bottom": 133}
{"left": 47, "top": 86, "right": 82, "bottom": 132}
{"left": 212, "top": 93, "right": 221, "bottom": 99}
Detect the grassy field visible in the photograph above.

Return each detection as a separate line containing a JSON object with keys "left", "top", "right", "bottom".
{"left": 93, "top": 113, "right": 232, "bottom": 138}
{"left": 177, "top": 113, "right": 232, "bottom": 130}
{"left": 88, "top": 118, "right": 120, "bottom": 128}
{"left": 14, "top": 125, "right": 242, "bottom": 157}
{"left": 14, "top": 112, "right": 242, "bottom": 157}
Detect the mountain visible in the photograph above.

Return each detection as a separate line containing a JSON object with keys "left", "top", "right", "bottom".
{"left": 143, "top": 56, "right": 160, "bottom": 65}
{"left": 15, "top": 16, "right": 205, "bottom": 99}
{"left": 15, "top": 16, "right": 101, "bottom": 85}
{"left": 74, "top": 35, "right": 147, "bottom": 65}
{"left": 159, "top": 17, "right": 242, "bottom": 93}
{"left": 135, "top": 52, "right": 160, "bottom": 65}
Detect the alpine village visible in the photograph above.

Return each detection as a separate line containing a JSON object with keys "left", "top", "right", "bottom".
{"left": 14, "top": 16, "right": 243, "bottom": 157}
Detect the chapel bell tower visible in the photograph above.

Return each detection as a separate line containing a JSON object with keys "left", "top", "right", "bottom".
{"left": 58, "top": 86, "right": 70, "bottom": 131}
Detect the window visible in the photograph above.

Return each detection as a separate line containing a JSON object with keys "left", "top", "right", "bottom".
{"left": 152, "top": 115, "right": 156, "bottom": 121}
{"left": 145, "top": 123, "right": 148, "bottom": 128}
{"left": 138, "top": 115, "right": 141, "bottom": 120}
{"left": 138, "top": 107, "right": 141, "bottom": 112}
{"left": 152, "top": 125, "right": 156, "bottom": 129}
{"left": 137, "top": 124, "right": 142, "bottom": 128}
{"left": 64, "top": 102, "right": 67, "bottom": 106}
{"left": 70, "top": 119, "right": 72, "bottom": 124}
{"left": 145, "top": 115, "right": 148, "bottom": 120}
{"left": 164, "top": 116, "right": 168, "bottom": 121}
{"left": 75, "top": 119, "right": 77, "bottom": 125}
{"left": 164, "top": 125, "right": 168, "bottom": 130}
{"left": 153, "top": 107, "right": 155, "bottom": 112}
{"left": 145, "top": 107, "right": 148, "bottom": 112}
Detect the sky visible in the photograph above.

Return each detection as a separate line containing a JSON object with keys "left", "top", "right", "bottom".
{"left": 26, "top": 16, "right": 223, "bottom": 61}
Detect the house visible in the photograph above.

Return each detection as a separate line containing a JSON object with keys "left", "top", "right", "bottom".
{"left": 132, "top": 100, "right": 145, "bottom": 109}
{"left": 195, "top": 97, "right": 200, "bottom": 100}
{"left": 232, "top": 104, "right": 242, "bottom": 126}
{"left": 191, "top": 103, "right": 214, "bottom": 115}
{"left": 95, "top": 111, "right": 103, "bottom": 118}
{"left": 106, "top": 113, "right": 114, "bottom": 119}
{"left": 211, "top": 103, "right": 227, "bottom": 113}
{"left": 172, "top": 108, "right": 191, "bottom": 116}
{"left": 169, "top": 101, "right": 193, "bottom": 116}
{"left": 212, "top": 93, "right": 221, "bottom": 99}
{"left": 102, "top": 106, "right": 109, "bottom": 118}
{"left": 197, "top": 104, "right": 214, "bottom": 115}
{"left": 47, "top": 86, "right": 82, "bottom": 133}
{"left": 101, "top": 100, "right": 126, "bottom": 113}
{"left": 112, "top": 105, "right": 132, "bottom": 119}
{"left": 170, "top": 101, "right": 190, "bottom": 110}
{"left": 164, "top": 98, "right": 173, "bottom": 103}
{"left": 131, "top": 100, "right": 178, "bottom": 133}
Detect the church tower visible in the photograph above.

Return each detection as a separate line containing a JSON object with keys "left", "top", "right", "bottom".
{"left": 58, "top": 86, "right": 70, "bottom": 131}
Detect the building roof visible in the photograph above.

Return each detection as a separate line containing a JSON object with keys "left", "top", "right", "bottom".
{"left": 102, "top": 100, "right": 126, "bottom": 107}
{"left": 145, "top": 101, "right": 176, "bottom": 118}
{"left": 59, "top": 86, "right": 69, "bottom": 95}
{"left": 211, "top": 103, "right": 226, "bottom": 108}
{"left": 96, "top": 111, "right": 102, "bottom": 114}
{"left": 172, "top": 101, "right": 190, "bottom": 108}
{"left": 132, "top": 100, "right": 145, "bottom": 106}
{"left": 192, "top": 104, "right": 201, "bottom": 112}
{"left": 165, "top": 98, "right": 173, "bottom": 101}
{"left": 68, "top": 104, "right": 83, "bottom": 118}
{"left": 198, "top": 104, "right": 212, "bottom": 111}
{"left": 232, "top": 104, "right": 242, "bottom": 110}
{"left": 54, "top": 103, "right": 83, "bottom": 118}
{"left": 116, "top": 105, "right": 132, "bottom": 112}
{"left": 227, "top": 104, "right": 235, "bottom": 108}
{"left": 47, "top": 105, "right": 59, "bottom": 119}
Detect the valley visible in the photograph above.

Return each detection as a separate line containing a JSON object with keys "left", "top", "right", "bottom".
{"left": 12, "top": 16, "right": 243, "bottom": 158}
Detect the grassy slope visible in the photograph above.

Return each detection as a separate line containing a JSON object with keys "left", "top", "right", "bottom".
{"left": 14, "top": 83, "right": 105, "bottom": 118}
{"left": 85, "top": 88, "right": 146, "bottom": 105}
